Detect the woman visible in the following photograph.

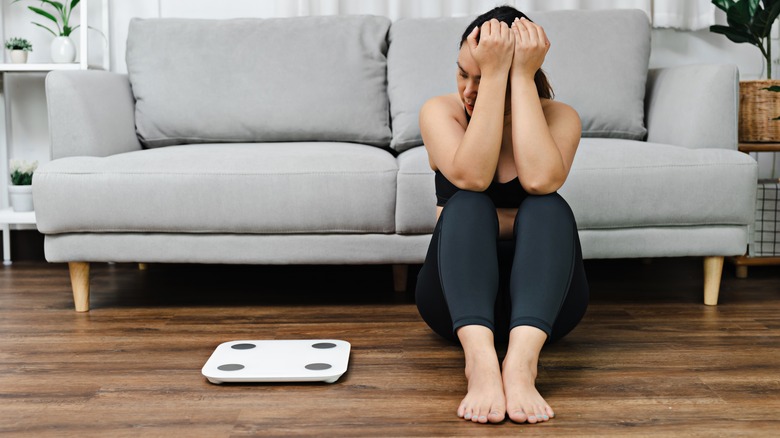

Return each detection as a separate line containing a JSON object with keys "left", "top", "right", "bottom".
{"left": 415, "top": 6, "right": 589, "bottom": 425}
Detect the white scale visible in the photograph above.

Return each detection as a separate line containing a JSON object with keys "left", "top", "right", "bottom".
{"left": 202, "top": 339, "right": 351, "bottom": 384}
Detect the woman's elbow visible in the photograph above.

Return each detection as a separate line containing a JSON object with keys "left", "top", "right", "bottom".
{"left": 451, "top": 173, "right": 492, "bottom": 192}
{"left": 521, "top": 177, "right": 564, "bottom": 195}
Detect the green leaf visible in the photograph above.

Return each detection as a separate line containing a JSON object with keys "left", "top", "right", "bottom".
{"left": 762, "top": 85, "right": 780, "bottom": 92}
{"left": 763, "top": 0, "right": 780, "bottom": 29}
{"left": 712, "top": 0, "right": 736, "bottom": 13}
{"left": 710, "top": 24, "right": 760, "bottom": 45}
{"left": 11, "top": 170, "right": 32, "bottom": 186}
{"left": 67, "top": 0, "right": 81, "bottom": 29}
{"left": 763, "top": 0, "right": 780, "bottom": 10}
{"left": 747, "top": 0, "right": 760, "bottom": 16}
{"left": 727, "top": 0, "right": 754, "bottom": 26}
{"left": 750, "top": 4, "right": 767, "bottom": 36}
{"left": 28, "top": 6, "right": 59, "bottom": 25}
{"left": 31, "top": 21, "right": 58, "bottom": 37}
{"left": 751, "top": 1, "right": 780, "bottom": 37}
{"left": 38, "top": 0, "right": 64, "bottom": 14}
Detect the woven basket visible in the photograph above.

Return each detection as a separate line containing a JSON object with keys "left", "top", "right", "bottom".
{"left": 739, "top": 80, "right": 780, "bottom": 142}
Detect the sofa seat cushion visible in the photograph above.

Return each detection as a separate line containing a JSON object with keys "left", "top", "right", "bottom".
{"left": 396, "top": 139, "right": 757, "bottom": 234}
{"left": 560, "top": 139, "right": 757, "bottom": 229}
{"left": 33, "top": 143, "right": 398, "bottom": 234}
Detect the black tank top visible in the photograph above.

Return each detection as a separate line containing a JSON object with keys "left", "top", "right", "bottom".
{"left": 435, "top": 170, "right": 528, "bottom": 208}
{"left": 434, "top": 108, "right": 528, "bottom": 208}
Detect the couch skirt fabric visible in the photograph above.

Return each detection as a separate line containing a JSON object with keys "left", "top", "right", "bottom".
{"left": 43, "top": 233, "right": 431, "bottom": 264}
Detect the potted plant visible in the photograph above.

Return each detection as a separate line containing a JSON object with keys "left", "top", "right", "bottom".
{"left": 12, "top": 0, "right": 83, "bottom": 63}
{"left": 4, "top": 37, "right": 33, "bottom": 63}
{"left": 8, "top": 159, "right": 37, "bottom": 212}
{"left": 710, "top": 0, "right": 780, "bottom": 142}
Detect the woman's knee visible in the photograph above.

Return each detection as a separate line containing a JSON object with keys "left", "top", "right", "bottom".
{"left": 441, "top": 190, "right": 498, "bottom": 228}
{"left": 444, "top": 190, "right": 495, "bottom": 211}
{"left": 516, "top": 192, "right": 575, "bottom": 225}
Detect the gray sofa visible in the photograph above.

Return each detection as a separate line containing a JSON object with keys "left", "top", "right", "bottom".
{"left": 33, "top": 10, "right": 758, "bottom": 311}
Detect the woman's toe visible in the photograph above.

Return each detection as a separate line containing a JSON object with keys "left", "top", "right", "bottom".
{"left": 509, "top": 409, "right": 528, "bottom": 423}
{"left": 488, "top": 410, "right": 504, "bottom": 423}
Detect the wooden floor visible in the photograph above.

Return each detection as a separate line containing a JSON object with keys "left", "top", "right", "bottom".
{"left": 1, "top": 258, "right": 779, "bottom": 437}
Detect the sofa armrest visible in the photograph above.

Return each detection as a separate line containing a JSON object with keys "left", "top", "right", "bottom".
{"left": 645, "top": 64, "right": 739, "bottom": 150}
{"left": 46, "top": 70, "right": 142, "bottom": 159}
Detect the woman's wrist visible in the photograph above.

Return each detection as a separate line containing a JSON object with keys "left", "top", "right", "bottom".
{"left": 510, "top": 73, "right": 538, "bottom": 97}
{"left": 510, "top": 71, "right": 536, "bottom": 85}
{"left": 481, "top": 64, "right": 512, "bottom": 81}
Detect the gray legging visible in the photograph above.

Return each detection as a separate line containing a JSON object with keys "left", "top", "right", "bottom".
{"left": 415, "top": 190, "right": 589, "bottom": 344}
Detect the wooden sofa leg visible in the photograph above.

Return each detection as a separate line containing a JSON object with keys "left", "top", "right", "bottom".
{"left": 392, "top": 264, "right": 408, "bottom": 293}
{"left": 68, "top": 262, "right": 90, "bottom": 312}
{"left": 703, "top": 256, "right": 724, "bottom": 306}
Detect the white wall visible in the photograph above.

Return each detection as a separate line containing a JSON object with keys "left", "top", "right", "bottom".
{"left": 1, "top": 0, "right": 778, "bottom": 178}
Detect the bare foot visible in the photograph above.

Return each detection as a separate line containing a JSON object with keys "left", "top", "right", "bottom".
{"left": 502, "top": 357, "right": 554, "bottom": 424}
{"left": 457, "top": 356, "right": 506, "bottom": 424}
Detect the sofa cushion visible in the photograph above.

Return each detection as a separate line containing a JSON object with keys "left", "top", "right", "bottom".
{"left": 33, "top": 143, "right": 398, "bottom": 234}
{"left": 535, "top": 10, "right": 650, "bottom": 141}
{"left": 387, "top": 9, "right": 650, "bottom": 152}
{"left": 396, "top": 139, "right": 757, "bottom": 234}
{"left": 396, "top": 146, "right": 436, "bottom": 234}
{"left": 127, "top": 16, "right": 392, "bottom": 149}
{"left": 560, "top": 138, "right": 758, "bottom": 229}
{"left": 387, "top": 16, "right": 471, "bottom": 153}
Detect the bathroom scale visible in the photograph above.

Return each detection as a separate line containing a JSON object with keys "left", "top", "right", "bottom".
{"left": 202, "top": 339, "right": 351, "bottom": 384}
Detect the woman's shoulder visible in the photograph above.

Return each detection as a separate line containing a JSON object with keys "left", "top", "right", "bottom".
{"left": 421, "top": 93, "right": 467, "bottom": 122}
{"left": 541, "top": 99, "right": 580, "bottom": 121}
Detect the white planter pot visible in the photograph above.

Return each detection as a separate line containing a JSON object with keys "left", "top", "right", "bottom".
{"left": 8, "top": 185, "right": 34, "bottom": 212}
{"left": 51, "top": 36, "right": 76, "bottom": 63}
{"left": 10, "top": 50, "right": 28, "bottom": 64}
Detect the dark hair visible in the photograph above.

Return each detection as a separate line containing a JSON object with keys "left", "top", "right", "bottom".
{"left": 459, "top": 6, "right": 553, "bottom": 100}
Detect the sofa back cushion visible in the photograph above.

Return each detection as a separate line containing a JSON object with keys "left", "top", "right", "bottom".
{"left": 387, "top": 9, "right": 651, "bottom": 152}
{"left": 127, "top": 16, "right": 392, "bottom": 148}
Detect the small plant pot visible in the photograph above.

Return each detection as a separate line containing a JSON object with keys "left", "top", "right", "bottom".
{"left": 10, "top": 50, "right": 29, "bottom": 64}
{"left": 8, "top": 185, "right": 34, "bottom": 212}
{"left": 51, "top": 36, "right": 76, "bottom": 63}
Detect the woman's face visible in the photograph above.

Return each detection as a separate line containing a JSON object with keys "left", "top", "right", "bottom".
{"left": 456, "top": 44, "right": 479, "bottom": 116}
{"left": 456, "top": 43, "right": 511, "bottom": 118}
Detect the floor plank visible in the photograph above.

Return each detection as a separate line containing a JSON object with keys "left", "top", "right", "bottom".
{"left": 0, "top": 258, "right": 779, "bottom": 436}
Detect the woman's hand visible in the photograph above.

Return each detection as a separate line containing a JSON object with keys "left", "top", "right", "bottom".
{"left": 465, "top": 19, "right": 514, "bottom": 77}
{"left": 510, "top": 17, "right": 550, "bottom": 80}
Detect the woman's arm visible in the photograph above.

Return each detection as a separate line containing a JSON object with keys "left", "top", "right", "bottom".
{"left": 421, "top": 20, "right": 514, "bottom": 191}
{"left": 509, "top": 18, "right": 581, "bottom": 195}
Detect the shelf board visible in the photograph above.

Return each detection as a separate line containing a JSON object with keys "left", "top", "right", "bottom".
{"left": 0, "top": 63, "right": 105, "bottom": 73}
{"left": 0, "top": 207, "right": 36, "bottom": 225}
{"left": 728, "top": 255, "right": 780, "bottom": 267}
{"left": 739, "top": 142, "right": 780, "bottom": 153}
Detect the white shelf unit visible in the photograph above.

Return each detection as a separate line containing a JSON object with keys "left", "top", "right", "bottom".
{"left": 0, "top": 207, "right": 35, "bottom": 265}
{"left": 0, "top": 0, "right": 110, "bottom": 263}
